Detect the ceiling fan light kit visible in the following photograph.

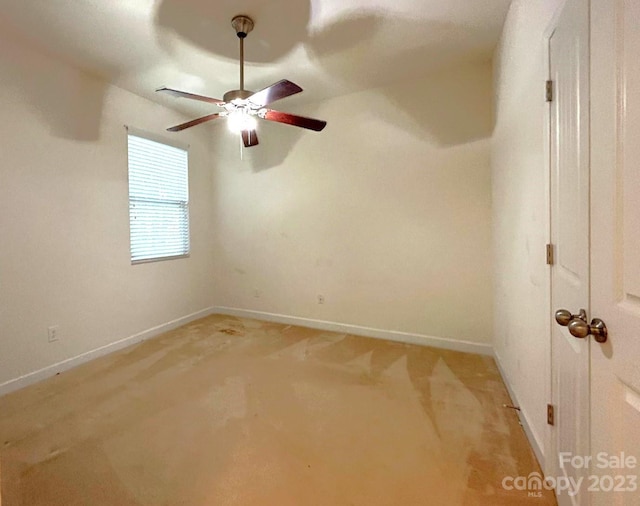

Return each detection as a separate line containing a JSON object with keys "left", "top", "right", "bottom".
{"left": 157, "top": 15, "right": 326, "bottom": 148}
{"left": 227, "top": 109, "right": 257, "bottom": 133}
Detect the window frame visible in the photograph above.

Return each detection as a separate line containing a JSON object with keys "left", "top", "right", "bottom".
{"left": 126, "top": 127, "right": 191, "bottom": 265}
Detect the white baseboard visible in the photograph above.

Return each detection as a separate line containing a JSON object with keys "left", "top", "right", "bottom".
{"left": 212, "top": 306, "right": 494, "bottom": 356}
{"left": 493, "top": 351, "right": 545, "bottom": 469}
{"left": 0, "top": 306, "right": 216, "bottom": 397}
{"left": 0, "top": 306, "right": 493, "bottom": 398}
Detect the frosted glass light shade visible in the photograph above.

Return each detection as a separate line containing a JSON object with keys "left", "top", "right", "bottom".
{"left": 228, "top": 110, "right": 257, "bottom": 133}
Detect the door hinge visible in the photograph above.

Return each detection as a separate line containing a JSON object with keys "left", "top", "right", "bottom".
{"left": 546, "top": 243, "right": 555, "bottom": 265}
{"left": 546, "top": 80, "right": 553, "bottom": 102}
{"left": 547, "top": 404, "right": 555, "bottom": 426}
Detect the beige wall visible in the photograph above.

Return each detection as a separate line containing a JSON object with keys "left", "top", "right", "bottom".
{"left": 492, "top": 0, "right": 563, "bottom": 461}
{"left": 0, "top": 36, "right": 215, "bottom": 388}
{"left": 0, "top": 35, "right": 495, "bottom": 390}
{"left": 211, "top": 62, "right": 494, "bottom": 345}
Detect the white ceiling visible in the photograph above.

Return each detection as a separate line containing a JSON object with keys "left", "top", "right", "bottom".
{"left": 0, "top": 0, "right": 511, "bottom": 115}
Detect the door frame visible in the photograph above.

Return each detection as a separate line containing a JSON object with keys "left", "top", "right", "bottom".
{"left": 543, "top": 2, "right": 562, "bottom": 484}
{"left": 543, "top": 0, "right": 592, "bottom": 495}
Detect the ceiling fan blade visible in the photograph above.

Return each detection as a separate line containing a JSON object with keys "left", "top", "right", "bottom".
{"left": 156, "top": 87, "right": 224, "bottom": 105}
{"left": 166, "top": 113, "right": 222, "bottom": 132}
{"left": 248, "top": 80, "right": 303, "bottom": 108}
{"left": 263, "top": 110, "right": 327, "bottom": 132}
{"left": 241, "top": 129, "right": 259, "bottom": 147}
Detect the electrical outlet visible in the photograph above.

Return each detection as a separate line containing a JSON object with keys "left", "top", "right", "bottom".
{"left": 254, "top": 288, "right": 261, "bottom": 298}
{"left": 317, "top": 295, "right": 325, "bottom": 304}
{"left": 48, "top": 326, "right": 60, "bottom": 343}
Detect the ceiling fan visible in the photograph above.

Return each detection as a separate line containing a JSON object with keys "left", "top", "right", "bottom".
{"left": 157, "top": 15, "right": 327, "bottom": 147}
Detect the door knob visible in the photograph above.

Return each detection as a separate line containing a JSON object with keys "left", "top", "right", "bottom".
{"left": 555, "top": 308, "right": 587, "bottom": 326}
{"left": 567, "top": 318, "right": 608, "bottom": 343}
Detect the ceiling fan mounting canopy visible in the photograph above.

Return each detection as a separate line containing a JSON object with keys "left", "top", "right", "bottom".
{"left": 231, "top": 15, "right": 254, "bottom": 39}
{"left": 156, "top": 14, "right": 327, "bottom": 147}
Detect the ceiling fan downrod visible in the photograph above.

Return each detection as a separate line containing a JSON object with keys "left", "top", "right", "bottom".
{"left": 231, "top": 15, "right": 254, "bottom": 92}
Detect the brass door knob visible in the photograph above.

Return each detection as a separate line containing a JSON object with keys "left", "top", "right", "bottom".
{"left": 567, "top": 318, "right": 590, "bottom": 338}
{"left": 568, "top": 318, "right": 608, "bottom": 343}
{"left": 555, "top": 308, "right": 587, "bottom": 326}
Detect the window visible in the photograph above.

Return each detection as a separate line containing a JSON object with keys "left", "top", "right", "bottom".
{"left": 127, "top": 132, "right": 190, "bottom": 263}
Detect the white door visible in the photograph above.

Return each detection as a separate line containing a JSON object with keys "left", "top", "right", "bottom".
{"left": 589, "top": 1, "right": 640, "bottom": 505}
{"left": 549, "top": 0, "right": 591, "bottom": 504}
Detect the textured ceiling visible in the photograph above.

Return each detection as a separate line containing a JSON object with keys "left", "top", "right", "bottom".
{"left": 0, "top": 0, "right": 511, "bottom": 114}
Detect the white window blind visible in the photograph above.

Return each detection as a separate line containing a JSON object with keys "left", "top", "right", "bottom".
{"left": 127, "top": 133, "right": 190, "bottom": 263}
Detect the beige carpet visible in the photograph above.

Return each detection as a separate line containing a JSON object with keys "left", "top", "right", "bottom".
{"left": 0, "top": 314, "right": 555, "bottom": 505}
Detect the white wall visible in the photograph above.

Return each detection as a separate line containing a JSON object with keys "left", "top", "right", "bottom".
{"left": 211, "top": 62, "right": 494, "bottom": 346}
{"left": 492, "top": 0, "right": 563, "bottom": 461}
{"left": 0, "top": 36, "right": 215, "bottom": 389}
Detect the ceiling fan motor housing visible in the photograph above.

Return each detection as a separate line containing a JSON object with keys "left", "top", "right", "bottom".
{"left": 223, "top": 89, "right": 254, "bottom": 103}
